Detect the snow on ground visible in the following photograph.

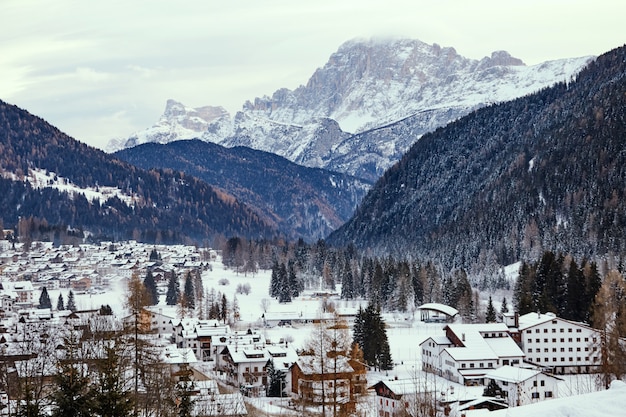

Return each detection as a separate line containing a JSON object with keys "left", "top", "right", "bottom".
{"left": 1, "top": 168, "right": 139, "bottom": 207}
{"left": 60, "top": 255, "right": 615, "bottom": 417}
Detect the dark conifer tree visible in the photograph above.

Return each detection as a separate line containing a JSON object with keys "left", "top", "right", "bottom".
{"left": 411, "top": 262, "right": 424, "bottom": 306}
{"left": 269, "top": 261, "right": 280, "bottom": 298}
{"left": 38, "top": 287, "right": 52, "bottom": 309}
{"left": 93, "top": 345, "right": 134, "bottom": 417}
{"left": 51, "top": 336, "right": 94, "bottom": 417}
{"left": 67, "top": 290, "right": 77, "bottom": 312}
{"left": 166, "top": 272, "right": 180, "bottom": 306}
{"left": 57, "top": 293, "right": 65, "bottom": 311}
{"left": 143, "top": 270, "right": 159, "bottom": 305}
{"left": 582, "top": 260, "right": 602, "bottom": 323}
{"left": 278, "top": 263, "right": 291, "bottom": 303}
{"left": 564, "top": 258, "right": 584, "bottom": 321}
{"left": 99, "top": 304, "right": 113, "bottom": 316}
{"left": 352, "top": 306, "right": 366, "bottom": 353}
{"left": 514, "top": 261, "right": 535, "bottom": 314}
{"left": 149, "top": 248, "right": 161, "bottom": 261}
{"left": 341, "top": 258, "right": 355, "bottom": 300}
{"left": 220, "top": 294, "right": 228, "bottom": 323}
{"left": 183, "top": 272, "right": 195, "bottom": 311}
{"left": 266, "top": 359, "right": 286, "bottom": 397}
{"left": 485, "top": 296, "right": 496, "bottom": 323}
{"left": 501, "top": 297, "right": 509, "bottom": 314}
{"left": 287, "top": 260, "right": 300, "bottom": 298}
{"left": 354, "top": 303, "right": 393, "bottom": 370}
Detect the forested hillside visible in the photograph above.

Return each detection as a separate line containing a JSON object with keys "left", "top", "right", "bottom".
{"left": 328, "top": 45, "right": 626, "bottom": 271}
{"left": 114, "top": 140, "right": 371, "bottom": 241}
{"left": 0, "top": 100, "right": 278, "bottom": 244}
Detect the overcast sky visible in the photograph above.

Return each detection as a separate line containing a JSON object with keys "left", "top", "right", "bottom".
{"left": 2, "top": 0, "right": 625, "bottom": 150}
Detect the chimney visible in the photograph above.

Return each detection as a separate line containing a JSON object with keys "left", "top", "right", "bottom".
{"left": 462, "top": 333, "right": 465, "bottom": 342}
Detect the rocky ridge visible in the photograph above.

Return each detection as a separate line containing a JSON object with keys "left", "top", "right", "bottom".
{"left": 107, "top": 38, "right": 592, "bottom": 181}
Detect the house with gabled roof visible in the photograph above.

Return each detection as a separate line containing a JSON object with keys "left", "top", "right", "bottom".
{"left": 289, "top": 354, "right": 367, "bottom": 414}
{"left": 217, "top": 346, "right": 269, "bottom": 395}
{"left": 370, "top": 378, "right": 441, "bottom": 417}
{"left": 484, "top": 365, "right": 562, "bottom": 406}
{"left": 420, "top": 323, "right": 525, "bottom": 384}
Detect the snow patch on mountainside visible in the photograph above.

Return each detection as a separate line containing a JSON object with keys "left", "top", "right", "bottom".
{"left": 1, "top": 168, "right": 139, "bottom": 207}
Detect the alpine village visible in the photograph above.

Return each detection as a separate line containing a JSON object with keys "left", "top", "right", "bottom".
{"left": 2, "top": 35, "right": 626, "bottom": 417}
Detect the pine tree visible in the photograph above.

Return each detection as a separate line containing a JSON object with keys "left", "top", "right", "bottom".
{"left": 183, "top": 272, "right": 196, "bottom": 312}
{"left": 99, "top": 304, "right": 113, "bottom": 316}
{"left": 51, "top": 334, "right": 94, "bottom": 417}
{"left": 269, "top": 261, "right": 280, "bottom": 298}
{"left": 485, "top": 296, "right": 496, "bottom": 323}
{"left": 149, "top": 248, "right": 161, "bottom": 261}
{"left": 166, "top": 272, "right": 180, "bottom": 306}
{"left": 564, "top": 258, "right": 584, "bottom": 321}
{"left": 278, "top": 263, "right": 291, "bottom": 303}
{"left": 220, "top": 294, "right": 228, "bottom": 323}
{"left": 67, "top": 290, "right": 77, "bottom": 312}
{"left": 38, "top": 287, "right": 52, "bottom": 309}
{"left": 143, "top": 270, "right": 159, "bottom": 305}
{"left": 354, "top": 303, "right": 393, "bottom": 370}
{"left": 288, "top": 260, "right": 300, "bottom": 298}
{"left": 57, "top": 293, "right": 65, "bottom": 311}
{"left": 341, "top": 258, "right": 355, "bottom": 300}
{"left": 93, "top": 344, "right": 134, "bottom": 417}
{"left": 501, "top": 297, "right": 509, "bottom": 314}
{"left": 266, "top": 359, "right": 285, "bottom": 397}
{"left": 352, "top": 306, "right": 366, "bottom": 353}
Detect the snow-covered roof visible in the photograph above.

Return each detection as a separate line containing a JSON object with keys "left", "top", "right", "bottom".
{"left": 443, "top": 324, "right": 524, "bottom": 362}
{"left": 483, "top": 337, "right": 526, "bottom": 358}
{"left": 489, "top": 380, "right": 626, "bottom": 417}
{"left": 418, "top": 303, "right": 458, "bottom": 317}
{"left": 484, "top": 365, "right": 561, "bottom": 384}
{"left": 227, "top": 347, "right": 269, "bottom": 364}
{"left": 160, "top": 345, "right": 197, "bottom": 364}
{"left": 370, "top": 378, "right": 438, "bottom": 395}
{"left": 419, "top": 335, "right": 454, "bottom": 347}
{"left": 517, "top": 312, "right": 592, "bottom": 332}
{"left": 517, "top": 312, "right": 557, "bottom": 330}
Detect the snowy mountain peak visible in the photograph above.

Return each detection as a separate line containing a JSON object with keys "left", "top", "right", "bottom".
{"left": 106, "top": 100, "right": 230, "bottom": 152}
{"left": 107, "top": 37, "right": 593, "bottom": 180}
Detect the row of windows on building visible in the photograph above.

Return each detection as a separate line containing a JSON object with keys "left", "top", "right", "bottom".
{"left": 526, "top": 327, "right": 582, "bottom": 334}
{"left": 531, "top": 356, "right": 598, "bottom": 363}
{"left": 528, "top": 346, "right": 595, "bottom": 353}
{"left": 527, "top": 337, "right": 594, "bottom": 343}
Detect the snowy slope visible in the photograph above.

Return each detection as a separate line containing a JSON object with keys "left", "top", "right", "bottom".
{"left": 108, "top": 38, "right": 593, "bottom": 179}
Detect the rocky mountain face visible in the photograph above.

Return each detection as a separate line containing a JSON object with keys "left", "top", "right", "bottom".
{"left": 114, "top": 140, "right": 371, "bottom": 241}
{"left": 327, "top": 45, "right": 626, "bottom": 271}
{"left": 108, "top": 38, "right": 592, "bottom": 181}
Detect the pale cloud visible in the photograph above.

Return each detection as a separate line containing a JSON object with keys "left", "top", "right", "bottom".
{"left": 1, "top": 0, "right": 625, "bottom": 150}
